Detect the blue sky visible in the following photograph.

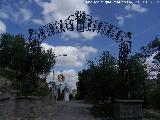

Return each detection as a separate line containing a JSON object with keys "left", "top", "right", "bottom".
{"left": 0, "top": 0, "right": 160, "bottom": 89}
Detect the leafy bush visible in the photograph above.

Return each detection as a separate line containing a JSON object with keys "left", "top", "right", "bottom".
{"left": 17, "top": 80, "right": 49, "bottom": 96}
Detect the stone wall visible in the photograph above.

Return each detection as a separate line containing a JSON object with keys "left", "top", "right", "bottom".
{"left": 15, "top": 96, "right": 43, "bottom": 120}
{"left": 0, "top": 96, "right": 9, "bottom": 120}
{"left": 0, "top": 90, "right": 44, "bottom": 120}
{"left": 113, "top": 99, "right": 143, "bottom": 120}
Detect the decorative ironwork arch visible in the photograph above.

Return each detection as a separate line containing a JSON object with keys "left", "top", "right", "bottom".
{"left": 28, "top": 11, "right": 133, "bottom": 98}
{"left": 28, "top": 11, "right": 132, "bottom": 44}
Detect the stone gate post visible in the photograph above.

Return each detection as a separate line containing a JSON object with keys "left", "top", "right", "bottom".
{"left": 113, "top": 99, "right": 143, "bottom": 120}
{"left": 8, "top": 90, "right": 17, "bottom": 120}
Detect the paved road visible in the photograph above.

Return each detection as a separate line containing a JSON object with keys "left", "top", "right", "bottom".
{"left": 39, "top": 101, "right": 102, "bottom": 120}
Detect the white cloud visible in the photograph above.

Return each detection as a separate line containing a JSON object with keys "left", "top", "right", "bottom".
{"left": 115, "top": 16, "right": 124, "bottom": 26}
{"left": 33, "top": 0, "right": 97, "bottom": 40}
{"left": 62, "top": 31, "right": 80, "bottom": 40}
{"left": 125, "top": 4, "right": 148, "bottom": 13}
{"left": 41, "top": 43, "right": 97, "bottom": 67}
{"left": 0, "top": 12, "right": 9, "bottom": 19}
{"left": 115, "top": 14, "right": 132, "bottom": 26}
{"left": 0, "top": 20, "right": 6, "bottom": 34}
{"left": 34, "top": 0, "right": 89, "bottom": 22}
{"left": 125, "top": 14, "right": 132, "bottom": 18}
{"left": 62, "top": 31, "right": 98, "bottom": 40}
{"left": 19, "top": 8, "right": 32, "bottom": 21}
{"left": 9, "top": 8, "right": 33, "bottom": 22}
{"left": 116, "top": 4, "right": 147, "bottom": 26}
{"left": 32, "top": 19, "right": 44, "bottom": 25}
{"left": 81, "top": 31, "right": 98, "bottom": 40}
{"left": 29, "top": 0, "right": 33, "bottom": 3}
{"left": 0, "top": 2, "right": 32, "bottom": 23}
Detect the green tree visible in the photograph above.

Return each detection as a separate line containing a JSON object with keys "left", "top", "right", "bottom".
{"left": 76, "top": 69, "right": 90, "bottom": 99}
{"left": 0, "top": 34, "right": 14, "bottom": 69}
{"left": 77, "top": 51, "right": 148, "bottom": 102}
{"left": 77, "top": 51, "right": 119, "bottom": 103}
{"left": 141, "top": 36, "right": 160, "bottom": 109}
{"left": 77, "top": 51, "right": 148, "bottom": 116}
{"left": 0, "top": 33, "right": 56, "bottom": 96}
{"left": 129, "top": 54, "right": 148, "bottom": 99}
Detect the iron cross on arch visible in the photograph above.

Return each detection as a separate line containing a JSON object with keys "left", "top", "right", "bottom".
{"left": 28, "top": 11, "right": 132, "bottom": 75}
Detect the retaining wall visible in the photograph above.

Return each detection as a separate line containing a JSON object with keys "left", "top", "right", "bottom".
{"left": 0, "top": 90, "right": 44, "bottom": 120}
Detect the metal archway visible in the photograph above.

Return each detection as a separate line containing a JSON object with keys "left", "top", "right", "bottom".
{"left": 28, "top": 11, "right": 132, "bottom": 43}
{"left": 28, "top": 11, "right": 133, "bottom": 98}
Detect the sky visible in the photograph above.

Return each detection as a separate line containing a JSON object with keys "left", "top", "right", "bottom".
{"left": 0, "top": 0, "right": 160, "bottom": 90}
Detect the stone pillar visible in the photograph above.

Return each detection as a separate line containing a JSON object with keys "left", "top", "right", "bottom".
{"left": 0, "top": 97, "right": 10, "bottom": 120}
{"left": 16, "top": 96, "right": 42, "bottom": 120}
{"left": 29, "top": 98, "right": 37, "bottom": 120}
{"left": 113, "top": 99, "right": 143, "bottom": 120}
{"left": 49, "top": 93, "right": 54, "bottom": 105}
{"left": 8, "top": 90, "right": 17, "bottom": 120}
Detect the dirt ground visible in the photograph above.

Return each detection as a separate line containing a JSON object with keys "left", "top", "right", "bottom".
{"left": 39, "top": 100, "right": 102, "bottom": 120}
